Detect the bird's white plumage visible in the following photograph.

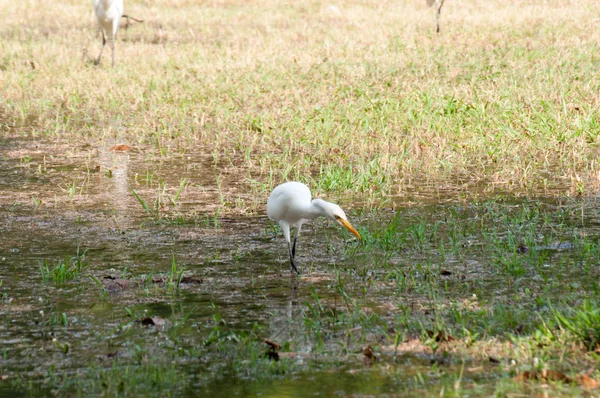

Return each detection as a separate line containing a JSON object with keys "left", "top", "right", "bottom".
{"left": 94, "top": 0, "right": 123, "bottom": 29}
{"left": 94, "top": 0, "right": 124, "bottom": 66}
{"left": 267, "top": 182, "right": 313, "bottom": 229}
{"left": 267, "top": 181, "right": 360, "bottom": 274}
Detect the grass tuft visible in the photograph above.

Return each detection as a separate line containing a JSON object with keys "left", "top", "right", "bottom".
{"left": 39, "top": 248, "right": 89, "bottom": 287}
{"left": 554, "top": 300, "right": 600, "bottom": 351}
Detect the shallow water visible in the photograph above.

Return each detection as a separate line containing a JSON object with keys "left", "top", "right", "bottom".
{"left": 1, "top": 137, "right": 599, "bottom": 396}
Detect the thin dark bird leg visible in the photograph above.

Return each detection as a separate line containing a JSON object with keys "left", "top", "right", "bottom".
{"left": 436, "top": 0, "right": 446, "bottom": 34}
{"left": 96, "top": 31, "right": 106, "bottom": 65}
{"left": 291, "top": 232, "right": 298, "bottom": 259}
{"left": 287, "top": 242, "right": 300, "bottom": 275}
{"left": 291, "top": 224, "right": 302, "bottom": 259}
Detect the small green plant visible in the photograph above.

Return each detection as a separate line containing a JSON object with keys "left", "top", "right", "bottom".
{"left": 202, "top": 209, "right": 221, "bottom": 228}
{"left": 39, "top": 248, "right": 89, "bottom": 287}
{"left": 53, "top": 340, "right": 70, "bottom": 354}
{"left": 31, "top": 195, "right": 42, "bottom": 210}
{"left": 169, "top": 178, "right": 188, "bottom": 206}
{"left": 67, "top": 180, "right": 76, "bottom": 200}
{"left": 405, "top": 219, "right": 429, "bottom": 251}
{"left": 168, "top": 255, "right": 184, "bottom": 293}
{"left": 215, "top": 175, "right": 226, "bottom": 207}
{"left": 554, "top": 300, "right": 600, "bottom": 351}
{"left": 132, "top": 189, "right": 158, "bottom": 218}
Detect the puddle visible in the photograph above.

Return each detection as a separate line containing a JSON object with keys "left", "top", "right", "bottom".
{"left": 1, "top": 137, "right": 600, "bottom": 396}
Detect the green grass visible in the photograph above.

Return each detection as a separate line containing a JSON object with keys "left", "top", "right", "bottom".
{"left": 39, "top": 248, "right": 89, "bottom": 287}
{"left": 2, "top": 0, "right": 600, "bottom": 396}
{"left": 2, "top": 0, "right": 600, "bottom": 215}
{"left": 554, "top": 300, "right": 600, "bottom": 351}
{"left": 167, "top": 255, "right": 184, "bottom": 294}
{"left": 7, "top": 195, "right": 600, "bottom": 395}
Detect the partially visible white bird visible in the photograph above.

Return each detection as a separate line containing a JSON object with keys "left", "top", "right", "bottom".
{"left": 267, "top": 182, "right": 361, "bottom": 274}
{"left": 427, "top": 0, "right": 446, "bottom": 34}
{"left": 94, "top": 0, "right": 124, "bottom": 66}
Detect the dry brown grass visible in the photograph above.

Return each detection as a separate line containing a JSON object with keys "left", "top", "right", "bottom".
{"left": 1, "top": 0, "right": 600, "bottom": 210}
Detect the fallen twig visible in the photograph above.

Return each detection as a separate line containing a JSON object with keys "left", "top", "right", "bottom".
{"left": 122, "top": 14, "right": 144, "bottom": 31}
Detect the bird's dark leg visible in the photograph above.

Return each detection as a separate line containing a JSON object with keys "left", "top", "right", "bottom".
{"left": 291, "top": 233, "right": 298, "bottom": 259}
{"left": 288, "top": 241, "right": 300, "bottom": 275}
{"left": 291, "top": 224, "right": 302, "bottom": 259}
{"left": 96, "top": 31, "right": 106, "bottom": 65}
{"left": 436, "top": 0, "right": 445, "bottom": 34}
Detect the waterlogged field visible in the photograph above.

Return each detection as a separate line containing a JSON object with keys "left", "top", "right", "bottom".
{"left": 2, "top": 0, "right": 600, "bottom": 396}
{"left": 2, "top": 152, "right": 600, "bottom": 397}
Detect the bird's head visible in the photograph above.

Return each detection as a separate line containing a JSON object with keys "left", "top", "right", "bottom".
{"left": 314, "top": 199, "right": 361, "bottom": 240}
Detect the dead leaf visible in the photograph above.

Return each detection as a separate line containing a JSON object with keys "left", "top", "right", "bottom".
{"left": 514, "top": 369, "right": 598, "bottom": 386}
{"left": 363, "top": 345, "right": 377, "bottom": 363}
{"left": 263, "top": 339, "right": 281, "bottom": 351}
{"left": 180, "top": 276, "right": 203, "bottom": 284}
{"left": 139, "top": 317, "right": 166, "bottom": 327}
{"left": 109, "top": 144, "right": 132, "bottom": 152}
{"left": 427, "top": 330, "right": 454, "bottom": 342}
{"left": 98, "top": 351, "right": 118, "bottom": 360}
{"left": 150, "top": 275, "right": 203, "bottom": 285}
{"left": 577, "top": 375, "right": 600, "bottom": 389}
{"left": 263, "top": 338, "right": 281, "bottom": 361}
{"left": 381, "top": 338, "right": 431, "bottom": 355}
{"left": 540, "top": 370, "right": 569, "bottom": 382}
{"left": 515, "top": 371, "right": 533, "bottom": 382}
{"left": 102, "top": 277, "right": 138, "bottom": 291}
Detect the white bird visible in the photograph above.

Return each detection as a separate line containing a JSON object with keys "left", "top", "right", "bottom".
{"left": 427, "top": 0, "right": 446, "bottom": 33}
{"left": 94, "top": 0, "right": 124, "bottom": 66}
{"left": 267, "top": 182, "right": 361, "bottom": 274}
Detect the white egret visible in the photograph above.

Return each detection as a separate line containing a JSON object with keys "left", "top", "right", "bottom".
{"left": 427, "top": 0, "right": 446, "bottom": 33}
{"left": 94, "top": 0, "right": 124, "bottom": 66}
{"left": 267, "top": 182, "right": 361, "bottom": 274}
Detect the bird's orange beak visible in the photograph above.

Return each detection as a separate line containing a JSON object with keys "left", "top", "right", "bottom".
{"left": 337, "top": 217, "right": 361, "bottom": 240}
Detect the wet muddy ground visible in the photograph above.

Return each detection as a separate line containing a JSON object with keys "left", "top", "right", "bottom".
{"left": 1, "top": 138, "right": 600, "bottom": 397}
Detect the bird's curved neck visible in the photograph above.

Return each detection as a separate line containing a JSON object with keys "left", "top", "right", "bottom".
{"left": 304, "top": 199, "right": 330, "bottom": 220}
